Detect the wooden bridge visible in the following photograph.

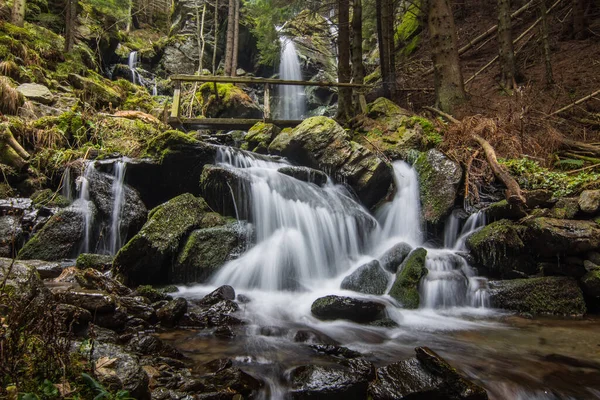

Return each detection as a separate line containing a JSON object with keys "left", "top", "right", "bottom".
{"left": 169, "top": 75, "right": 369, "bottom": 130}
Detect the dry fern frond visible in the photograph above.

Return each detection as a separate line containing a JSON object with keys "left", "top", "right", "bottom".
{"left": 0, "top": 76, "right": 24, "bottom": 115}
{"left": 0, "top": 60, "right": 19, "bottom": 79}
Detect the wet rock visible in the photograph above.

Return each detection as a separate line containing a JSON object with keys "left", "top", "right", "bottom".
{"left": 488, "top": 276, "right": 587, "bottom": 316}
{"left": 75, "top": 268, "right": 132, "bottom": 296}
{"left": 241, "top": 122, "right": 280, "bottom": 153}
{"left": 114, "top": 194, "right": 219, "bottom": 285}
{"left": 547, "top": 198, "right": 580, "bottom": 219}
{"left": 485, "top": 200, "right": 527, "bottom": 221}
{"left": 524, "top": 217, "right": 600, "bottom": 257}
{"left": 584, "top": 260, "right": 600, "bottom": 272}
{"left": 21, "top": 259, "right": 65, "bottom": 279}
{"left": 311, "top": 295, "right": 386, "bottom": 323}
{"left": 86, "top": 342, "right": 150, "bottom": 400}
{"left": 174, "top": 222, "right": 248, "bottom": 284}
{"left": 18, "top": 203, "right": 96, "bottom": 260}
{"left": 75, "top": 253, "right": 114, "bottom": 271}
{"left": 192, "top": 300, "right": 242, "bottom": 328}
{"left": 308, "top": 344, "right": 362, "bottom": 359}
{"left": 367, "top": 98, "right": 412, "bottom": 129}
{"left": 278, "top": 166, "right": 328, "bottom": 186}
{"left": 157, "top": 297, "right": 188, "bottom": 327}
{"left": 341, "top": 260, "right": 389, "bottom": 295}
{"left": 16, "top": 83, "right": 54, "bottom": 104}
{"left": 587, "top": 251, "right": 600, "bottom": 266}
{"left": 289, "top": 358, "right": 375, "bottom": 399}
{"left": 56, "top": 303, "right": 92, "bottom": 330}
{"left": 68, "top": 73, "right": 122, "bottom": 109}
{"left": 133, "top": 285, "right": 172, "bottom": 303}
{"left": 524, "top": 189, "right": 553, "bottom": 209}
{"left": 214, "top": 325, "right": 236, "bottom": 338}
{"left": 466, "top": 219, "right": 536, "bottom": 278}
{"left": 268, "top": 116, "right": 392, "bottom": 208}
{"left": 414, "top": 149, "right": 462, "bottom": 225}
{"left": 197, "top": 285, "right": 236, "bottom": 307}
{"left": 369, "top": 347, "right": 488, "bottom": 400}
{"left": 94, "top": 304, "right": 129, "bottom": 331}
{"left": 258, "top": 325, "right": 287, "bottom": 337}
{"left": 237, "top": 294, "right": 251, "bottom": 303}
{"left": 579, "top": 190, "right": 600, "bottom": 214}
{"left": 119, "top": 296, "right": 156, "bottom": 322}
{"left": 0, "top": 214, "right": 25, "bottom": 257}
{"left": 388, "top": 248, "right": 428, "bottom": 309}
{"left": 581, "top": 270, "right": 600, "bottom": 297}
{"left": 128, "top": 334, "right": 183, "bottom": 359}
{"left": 203, "top": 365, "right": 263, "bottom": 398}
{"left": 62, "top": 290, "right": 116, "bottom": 313}
{"left": 293, "top": 329, "right": 338, "bottom": 345}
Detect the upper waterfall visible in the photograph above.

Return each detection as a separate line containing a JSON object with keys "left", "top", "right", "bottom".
{"left": 277, "top": 36, "right": 306, "bottom": 120}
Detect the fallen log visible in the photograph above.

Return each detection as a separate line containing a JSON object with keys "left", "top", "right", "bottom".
{"left": 473, "top": 134, "right": 526, "bottom": 206}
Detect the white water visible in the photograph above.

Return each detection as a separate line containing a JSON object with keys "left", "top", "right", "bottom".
{"left": 277, "top": 37, "right": 306, "bottom": 120}
{"left": 75, "top": 162, "right": 94, "bottom": 253}
{"left": 108, "top": 161, "right": 126, "bottom": 255}
{"left": 128, "top": 51, "right": 139, "bottom": 85}
{"left": 61, "top": 166, "right": 73, "bottom": 202}
{"left": 152, "top": 80, "right": 158, "bottom": 96}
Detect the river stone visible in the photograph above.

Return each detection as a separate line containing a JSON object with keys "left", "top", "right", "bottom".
{"left": 369, "top": 347, "right": 488, "bottom": 400}
{"left": 196, "top": 285, "right": 236, "bottom": 307}
{"left": 289, "top": 358, "right": 375, "bottom": 400}
{"left": 86, "top": 342, "right": 150, "bottom": 400}
{"left": 241, "top": 122, "right": 281, "bottom": 154}
{"left": 16, "top": 83, "right": 54, "bottom": 104}
{"left": 485, "top": 200, "right": 527, "bottom": 221}
{"left": 579, "top": 190, "right": 600, "bottom": 214}
{"left": 547, "top": 197, "right": 580, "bottom": 219}
{"left": 341, "top": 260, "right": 389, "bottom": 295}
{"left": 379, "top": 242, "right": 412, "bottom": 273}
{"left": 0, "top": 214, "right": 25, "bottom": 257}
{"left": 174, "top": 222, "right": 248, "bottom": 284}
{"left": 204, "top": 364, "right": 264, "bottom": 398}
{"left": 156, "top": 297, "right": 188, "bottom": 327}
{"left": 581, "top": 270, "right": 600, "bottom": 297}
{"left": 75, "top": 253, "right": 114, "bottom": 271}
{"left": 18, "top": 202, "right": 96, "bottom": 261}
{"left": 388, "top": 248, "right": 428, "bottom": 309}
{"left": 0, "top": 257, "right": 52, "bottom": 302}
{"left": 466, "top": 219, "right": 536, "bottom": 278}
{"left": 414, "top": 149, "right": 462, "bottom": 225}
{"left": 118, "top": 296, "right": 156, "bottom": 322}
{"left": 75, "top": 268, "right": 132, "bottom": 296}
{"left": 278, "top": 166, "right": 328, "bottom": 186}
{"left": 62, "top": 290, "right": 115, "bottom": 313}
{"left": 113, "top": 194, "right": 223, "bottom": 285}
{"left": 268, "top": 116, "right": 392, "bottom": 208}
{"left": 488, "top": 276, "right": 587, "bottom": 316}
{"left": 311, "top": 295, "right": 386, "bottom": 323}
{"left": 523, "top": 217, "right": 600, "bottom": 257}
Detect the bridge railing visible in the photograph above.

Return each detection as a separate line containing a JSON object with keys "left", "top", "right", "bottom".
{"left": 169, "top": 74, "right": 370, "bottom": 129}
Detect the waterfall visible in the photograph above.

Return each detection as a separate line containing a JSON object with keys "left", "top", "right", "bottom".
{"left": 211, "top": 147, "right": 373, "bottom": 291}
{"left": 277, "top": 36, "right": 306, "bottom": 120}
{"left": 152, "top": 80, "right": 158, "bottom": 96}
{"left": 61, "top": 167, "right": 73, "bottom": 202}
{"left": 75, "top": 162, "right": 94, "bottom": 254}
{"left": 128, "top": 51, "right": 139, "bottom": 85}
{"left": 108, "top": 161, "right": 127, "bottom": 255}
{"left": 453, "top": 211, "right": 486, "bottom": 251}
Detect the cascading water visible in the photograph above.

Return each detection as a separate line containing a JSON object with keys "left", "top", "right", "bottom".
{"left": 75, "top": 162, "right": 95, "bottom": 253}
{"left": 128, "top": 51, "right": 139, "bottom": 85}
{"left": 108, "top": 160, "right": 127, "bottom": 255}
{"left": 277, "top": 36, "right": 306, "bottom": 119}
{"left": 61, "top": 166, "right": 73, "bottom": 202}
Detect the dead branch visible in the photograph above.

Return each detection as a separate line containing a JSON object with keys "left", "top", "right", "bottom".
{"left": 473, "top": 134, "right": 526, "bottom": 206}
{"left": 423, "top": 106, "right": 460, "bottom": 124}
{"left": 549, "top": 88, "right": 600, "bottom": 116}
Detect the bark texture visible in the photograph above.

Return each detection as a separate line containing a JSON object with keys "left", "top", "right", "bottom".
{"left": 11, "top": 0, "right": 25, "bottom": 27}
{"left": 498, "top": 0, "right": 517, "bottom": 90}
{"left": 336, "top": 0, "right": 353, "bottom": 121}
{"left": 224, "top": 0, "right": 235, "bottom": 76}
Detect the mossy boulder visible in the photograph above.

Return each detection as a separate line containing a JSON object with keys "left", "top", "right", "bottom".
{"left": 466, "top": 220, "right": 535, "bottom": 278}
{"left": 547, "top": 198, "right": 580, "bottom": 219}
{"left": 197, "top": 83, "right": 262, "bottom": 119}
{"left": 30, "top": 189, "right": 71, "bottom": 208}
{"left": 18, "top": 203, "right": 96, "bottom": 260}
{"left": 485, "top": 200, "right": 527, "bottom": 221}
{"left": 580, "top": 270, "right": 600, "bottom": 298}
{"left": 414, "top": 149, "right": 462, "bottom": 225}
{"left": 341, "top": 260, "right": 389, "bottom": 295}
{"left": 379, "top": 242, "right": 413, "bottom": 273}
{"left": 173, "top": 221, "right": 249, "bottom": 284}
{"left": 277, "top": 166, "right": 328, "bottom": 186}
{"left": 579, "top": 190, "right": 600, "bottom": 214}
{"left": 113, "top": 194, "right": 222, "bottom": 285}
{"left": 76, "top": 253, "right": 114, "bottom": 271}
{"left": 268, "top": 116, "right": 392, "bottom": 208}
{"left": 0, "top": 257, "right": 52, "bottom": 303}
{"left": 311, "top": 295, "right": 386, "bottom": 323}
{"left": 388, "top": 248, "right": 428, "bottom": 309}
{"left": 68, "top": 73, "right": 123, "bottom": 109}
{"left": 523, "top": 217, "right": 600, "bottom": 257}
{"left": 488, "top": 277, "right": 587, "bottom": 316}
{"left": 241, "top": 122, "right": 280, "bottom": 154}
{"left": 367, "top": 98, "right": 411, "bottom": 129}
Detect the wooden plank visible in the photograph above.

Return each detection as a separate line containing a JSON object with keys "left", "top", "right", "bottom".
{"left": 170, "top": 74, "right": 368, "bottom": 88}
{"left": 178, "top": 117, "right": 303, "bottom": 129}
{"left": 264, "top": 83, "right": 271, "bottom": 120}
{"left": 170, "top": 82, "right": 181, "bottom": 119}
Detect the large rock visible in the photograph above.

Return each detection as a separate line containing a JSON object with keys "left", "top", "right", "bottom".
{"left": 523, "top": 217, "right": 600, "bottom": 257}
{"left": 379, "top": 242, "right": 412, "bottom": 273}
{"left": 68, "top": 74, "right": 122, "bottom": 109}
{"left": 0, "top": 257, "right": 52, "bottom": 302}
{"left": 0, "top": 214, "right": 25, "bottom": 257}
{"left": 388, "top": 248, "right": 428, "bottom": 309}
{"left": 579, "top": 190, "right": 600, "bottom": 214}
{"left": 580, "top": 270, "right": 600, "bottom": 297}
{"left": 241, "top": 122, "right": 281, "bottom": 154}
{"left": 289, "top": 358, "right": 375, "bottom": 400}
{"left": 341, "top": 260, "right": 389, "bottom": 295}
{"left": 16, "top": 83, "right": 54, "bottom": 105}
{"left": 268, "top": 116, "right": 392, "bottom": 208}
{"left": 113, "top": 194, "right": 224, "bottom": 285}
{"left": 197, "top": 83, "right": 263, "bottom": 119}
{"left": 174, "top": 222, "right": 248, "bottom": 284}
{"left": 18, "top": 203, "right": 96, "bottom": 260}
{"left": 488, "top": 276, "right": 587, "bottom": 316}
{"left": 466, "top": 220, "right": 535, "bottom": 278}
{"left": 414, "top": 149, "right": 462, "bottom": 225}
{"left": 367, "top": 97, "right": 412, "bottom": 131}
{"left": 311, "top": 295, "right": 386, "bottom": 323}
{"left": 369, "top": 347, "right": 488, "bottom": 399}
{"left": 277, "top": 166, "right": 328, "bottom": 186}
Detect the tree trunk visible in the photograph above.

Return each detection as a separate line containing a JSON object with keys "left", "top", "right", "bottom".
{"left": 351, "top": 0, "right": 365, "bottom": 110}
{"left": 11, "top": 0, "right": 26, "bottom": 27}
{"left": 196, "top": 2, "right": 207, "bottom": 74}
{"left": 382, "top": 0, "right": 396, "bottom": 99}
{"left": 224, "top": 0, "right": 235, "bottom": 76}
{"left": 212, "top": 0, "right": 219, "bottom": 74}
{"left": 64, "top": 0, "right": 78, "bottom": 52}
{"left": 427, "top": 0, "right": 466, "bottom": 113}
{"left": 231, "top": 0, "right": 239, "bottom": 77}
{"left": 572, "top": 0, "right": 588, "bottom": 39}
{"left": 498, "top": 0, "right": 517, "bottom": 90}
{"left": 336, "top": 0, "right": 353, "bottom": 121}
{"left": 539, "top": 0, "right": 553, "bottom": 85}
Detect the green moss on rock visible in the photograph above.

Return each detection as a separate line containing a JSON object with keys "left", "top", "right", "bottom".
{"left": 144, "top": 129, "right": 199, "bottom": 161}
{"left": 241, "top": 122, "right": 280, "bottom": 154}
{"left": 31, "top": 188, "right": 71, "bottom": 208}
{"left": 388, "top": 248, "right": 428, "bottom": 308}
{"left": 76, "top": 253, "right": 114, "bottom": 271}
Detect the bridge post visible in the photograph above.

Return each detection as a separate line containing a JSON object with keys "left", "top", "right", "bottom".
{"left": 170, "top": 80, "right": 182, "bottom": 120}
{"left": 264, "top": 83, "right": 271, "bottom": 120}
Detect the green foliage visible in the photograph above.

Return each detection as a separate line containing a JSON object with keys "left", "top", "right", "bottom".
{"left": 81, "top": 373, "right": 133, "bottom": 400}
{"left": 501, "top": 157, "right": 600, "bottom": 197}
{"left": 81, "top": 0, "right": 131, "bottom": 21}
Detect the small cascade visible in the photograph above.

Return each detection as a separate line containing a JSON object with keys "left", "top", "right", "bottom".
{"left": 75, "top": 162, "right": 95, "bottom": 253}
{"left": 375, "top": 161, "right": 422, "bottom": 247}
{"left": 152, "top": 80, "right": 158, "bottom": 96}
{"left": 61, "top": 167, "right": 73, "bottom": 202}
{"left": 453, "top": 211, "right": 486, "bottom": 251}
{"left": 128, "top": 51, "right": 139, "bottom": 85}
{"left": 277, "top": 36, "right": 306, "bottom": 119}
{"left": 211, "top": 147, "right": 373, "bottom": 291}
{"left": 108, "top": 160, "right": 127, "bottom": 255}
{"left": 443, "top": 211, "right": 461, "bottom": 249}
